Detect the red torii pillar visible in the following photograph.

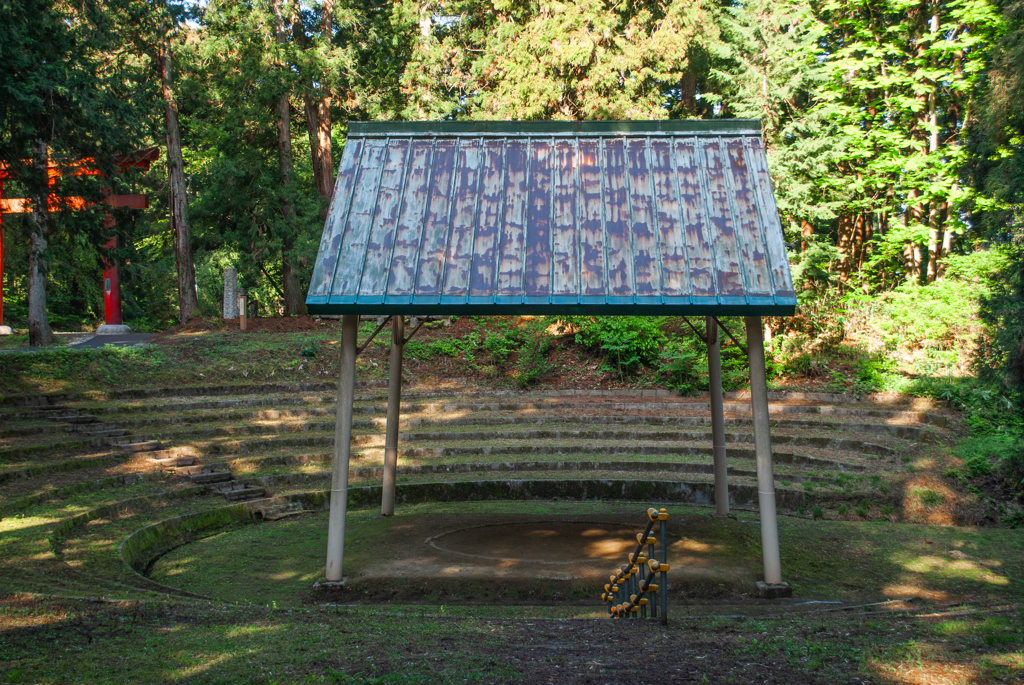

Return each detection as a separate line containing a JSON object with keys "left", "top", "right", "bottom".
{"left": 0, "top": 148, "right": 159, "bottom": 335}
{"left": 0, "top": 186, "right": 8, "bottom": 335}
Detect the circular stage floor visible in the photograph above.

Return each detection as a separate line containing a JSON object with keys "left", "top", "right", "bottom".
{"left": 150, "top": 503, "right": 762, "bottom": 606}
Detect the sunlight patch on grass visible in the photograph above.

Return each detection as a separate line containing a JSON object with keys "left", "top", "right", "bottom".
{"left": 882, "top": 583, "right": 950, "bottom": 601}
{"left": 871, "top": 657, "right": 980, "bottom": 685}
{"left": 167, "top": 651, "right": 236, "bottom": 680}
{"left": 899, "top": 555, "right": 1009, "bottom": 585}
{"left": 0, "top": 514, "right": 66, "bottom": 533}
{"left": 226, "top": 624, "right": 282, "bottom": 639}
{"left": 679, "top": 538, "right": 713, "bottom": 552}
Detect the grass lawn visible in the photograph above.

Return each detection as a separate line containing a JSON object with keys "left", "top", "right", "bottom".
{"left": 1, "top": 592, "right": 1020, "bottom": 684}
{"left": 148, "top": 502, "right": 1024, "bottom": 609}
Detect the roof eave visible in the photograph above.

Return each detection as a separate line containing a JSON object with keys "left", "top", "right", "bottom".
{"left": 306, "top": 300, "right": 797, "bottom": 318}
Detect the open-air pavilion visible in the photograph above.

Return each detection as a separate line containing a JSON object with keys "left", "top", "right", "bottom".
{"left": 305, "top": 119, "right": 797, "bottom": 596}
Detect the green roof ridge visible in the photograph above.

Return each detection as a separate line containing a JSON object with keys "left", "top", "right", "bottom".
{"left": 347, "top": 119, "right": 762, "bottom": 136}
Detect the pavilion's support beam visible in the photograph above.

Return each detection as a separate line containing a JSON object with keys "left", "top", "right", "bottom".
{"left": 706, "top": 316, "right": 728, "bottom": 516}
{"left": 381, "top": 315, "right": 405, "bottom": 516}
{"left": 744, "top": 316, "right": 790, "bottom": 597}
{"left": 325, "top": 314, "right": 358, "bottom": 583}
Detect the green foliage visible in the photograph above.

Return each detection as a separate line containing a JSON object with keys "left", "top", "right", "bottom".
{"left": 917, "top": 490, "right": 943, "bottom": 507}
{"left": 952, "top": 435, "right": 1012, "bottom": 480}
{"left": 923, "top": 380, "right": 1024, "bottom": 437}
{"left": 659, "top": 341, "right": 708, "bottom": 394}
{"left": 997, "top": 440, "right": 1024, "bottom": 492}
{"left": 564, "top": 316, "right": 666, "bottom": 381}
{"left": 428, "top": 332, "right": 482, "bottom": 362}
{"left": 397, "top": 0, "right": 721, "bottom": 121}
{"left": 864, "top": 256, "right": 1003, "bottom": 361}
{"left": 510, "top": 318, "right": 553, "bottom": 388}
{"left": 404, "top": 319, "right": 552, "bottom": 387}
{"left": 483, "top": 332, "right": 518, "bottom": 364}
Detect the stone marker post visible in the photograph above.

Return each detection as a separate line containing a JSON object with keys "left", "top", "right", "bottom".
{"left": 223, "top": 268, "right": 239, "bottom": 319}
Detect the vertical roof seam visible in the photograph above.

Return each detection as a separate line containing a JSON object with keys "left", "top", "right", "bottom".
{"left": 376, "top": 137, "right": 415, "bottom": 300}
{"left": 324, "top": 138, "right": 369, "bottom": 300}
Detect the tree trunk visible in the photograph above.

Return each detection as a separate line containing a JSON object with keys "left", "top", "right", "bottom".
{"left": 925, "top": 7, "right": 942, "bottom": 284}
{"left": 273, "top": 0, "right": 303, "bottom": 316}
{"left": 856, "top": 214, "right": 871, "bottom": 273}
{"left": 159, "top": 35, "right": 199, "bottom": 322}
{"left": 926, "top": 201, "right": 940, "bottom": 283}
{"left": 903, "top": 243, "right": 916, "bottom": 277}
{"left": 938, "top": 202, "right": 953, "bottom": 278}
{"left": 28, "top": 139, "right": 53, "bottom": 347}
{"left": 800, "top": 220, "right": 813, "bottom": 252}
{"left": 294, "top": 1, "right": 334, "bottom": 206}
{"left": 836, "top": 213, "right": 872, "bottom": 278}
{"left": 906, "top": 188, "right": 926, "bottom": 283}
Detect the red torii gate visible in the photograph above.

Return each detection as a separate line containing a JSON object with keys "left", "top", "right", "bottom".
{"left": 0, "top": 147, "right": 159, "bottom": 334}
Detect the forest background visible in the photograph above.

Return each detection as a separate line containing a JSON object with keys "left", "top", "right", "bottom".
{"left": 1, "top": 0, "right": 1023, "bottom": 406}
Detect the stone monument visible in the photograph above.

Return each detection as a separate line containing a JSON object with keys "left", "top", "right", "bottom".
{"left": 223, "top": 268, "right": 239, "bottom": 319}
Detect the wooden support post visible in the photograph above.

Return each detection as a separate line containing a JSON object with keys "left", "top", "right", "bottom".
{"left": 744, "top": 316, "right": 787, "bottom": 594}
{"left": 381, "top": 315, "right": 404, "bottom": 516}
{"left": 0, "top": 211, "right": 7, "bottom": 334}
{"left": 325, "top": 314, "right": 358, "bottom": 582}
{"left": 238, "top": 291, "right": 247, "bottom": 331}
{"left": 706, "top": 316, "right": 728, "bottom": 515}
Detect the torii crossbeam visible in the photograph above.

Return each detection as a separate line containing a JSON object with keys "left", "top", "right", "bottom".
{"left": 0, "top": 147, "right": 159, "bottom": 332}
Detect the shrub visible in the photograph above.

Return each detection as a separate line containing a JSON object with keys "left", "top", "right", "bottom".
{"left": 953, "top": 435, "right": 1007, "bottom": 478}
{"left": 430, "top": 332, "right": 481, "bottom": 361}
{"left": 659, "top": 341, "right": 707, "bottom": 394}
{"left": 999, "top": 440, "right": 1024, "bottom": 491}
{"left": 880, "top": 504, "right": 896, "bottom": 517}
{"left": 918, "top": 489, "right": 943, "bottom": 507}
{"left": 948, "top": 433, "right": 1024, "bottom": 488}
{"left": 406, "top": 332, "right": 482, "bottom": 363}
{"left": 811, "top": 506, "right": 823, "bottom": 519}
{"left": 511, "top": 318, "right": 553, "bottom": 388}
{"left": 483, "top": 332, "right": 518, "bottom": 364}
{"left": 719, "top": 345, "right": 751, "bottom": 390}
{"left": 563, "top": 316, "right": 666, "bottom": 380}
{"left": 872, "top": 272, "right": 995, "bottom": 361}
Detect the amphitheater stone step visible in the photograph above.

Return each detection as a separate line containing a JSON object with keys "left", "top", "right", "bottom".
{"left": 79, "top": 428, "right": 130, "bottom": 438}
{"left": 253, "top": 502, "right": 313, "bottom": 521}
{"left": 217, "top": 483, "right": 266, "bottom": 501}
{"left": 121, "top": 440, "right": 163, "bottom": 453}
{"left": 151, "top": 455, "right": 197, "bottom": 467}
{"left": 186, "top": 470, "right": 233, "bottom": 485}
{"left": 62, "top": 415, "right": 101, "bottom": 425}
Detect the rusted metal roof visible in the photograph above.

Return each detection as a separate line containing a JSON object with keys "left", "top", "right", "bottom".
{"left": 306, "top": 120, "right": 796, "bottom": 316}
